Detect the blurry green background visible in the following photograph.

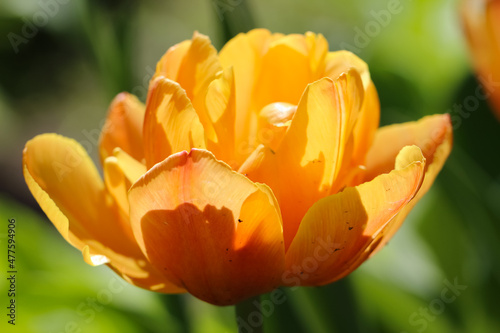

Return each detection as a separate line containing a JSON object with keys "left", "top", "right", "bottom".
{"left": 1, "top": 0, "right": 500, "bottom": 332}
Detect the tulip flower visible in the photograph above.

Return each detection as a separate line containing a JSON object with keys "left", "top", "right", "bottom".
{"left": 461, "top": 0, "right": 500, "bottom": 120}
{"left": 23, "top": 29, "right": 452, "bottom": 307}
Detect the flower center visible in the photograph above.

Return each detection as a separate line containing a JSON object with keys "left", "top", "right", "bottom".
{"left": 257, "top": 102, "right": 297, "bottom": 150}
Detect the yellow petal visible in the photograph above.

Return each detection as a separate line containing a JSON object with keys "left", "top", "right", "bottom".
{"left": 143, "top": 77, "right": 206, "bottom": 168}
{"left": 113, "top": 147, "right": 146, "bottom": 183}
{"left": 175, "top": 32, "right": 221, "bottom": 103}
{"left": 23, "top": 134, "right": 184, "bottom": 293}
{"left": 351, "top": 80, "right": 380, "bottom": 167}
{"left": 219, "top": 29, "right": 275, "bottom": 163}
{"left": 155, "top": 32, "right": 222, "bottom": 143}
{"left": 205, "top": 67, "right": 237, "bottom": 168}
{"left": 323, "top": 50, "right": 371, "bottom": 89}
{"left": 98, "top": 92, "right": 145, "bottom": 164}
{"left": 320, "top": 50, "right": 379, "bottom": 187}
{"left": 219, "top": 29, "right": 273, "bottom": 119}
{"left": 334, "top": 80, "right": 381, "bottom": 189}
{"left": 129, "top": 149, "right": 285, "bottom": 305}
{"left": 155, "top": 40, "right": 192, "bottom": 82}
{"left": 365, "top": 114, "right": 453, "bottom": 256}
{"left": 283, "top": 146, "right": 425, "bottom": 287}
{"left": 253, "top": 34, "right": 312, "bottom": 110}
{"left": 103, "top": 156, "right": 130, "bottom": 215}
{"left": 103, "top": 148, "right": 146, "bottom": 215}
{"left": 305, "top": 32, "right": 328, "bottom": 77}
{"left": 246, "top": 71, "right": 364, "bottom": 249}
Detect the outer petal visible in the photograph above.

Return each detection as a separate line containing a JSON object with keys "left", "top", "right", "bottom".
{"left": 246, "top": 71, "right": 364, "bottom": 249}
{"left": 364, "top": 114, "right": 453, "bottom": 255}
{"left": 23, "top": 134, "right": 184, "bottom": 293}
{"left": 283, "top": 146, "right": 425, "bottom": 287}
{"left": 129, "top": 149, "right": 285, "bottom": 305}
{"left": 98, "top": 92, "right": 145, "bottom": 164}
{"left": 143, "top": 77, "right": 206, "bottom": 168}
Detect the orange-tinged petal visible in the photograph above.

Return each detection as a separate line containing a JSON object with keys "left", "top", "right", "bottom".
{"left": 23, "top": 134, "right": 184, "bottom": 293}
{"left": 364, "top": 114, "right": 452, "bottom": 181}
{"left": 283, "top": 146, "right": 425, "bottom": 287}
{"left": 99, "top": 92, "right": 145, "bottom": 164}
{"left": 365, "top": 114, "right": 453, "bottom": 256}
{"left": 246, "top": 71, "right": 364, "bottom": 249}
{"left": 143, "top": 77, "right": 206, "bottom": 168}
{"left": 129, "top": 149, "right": 285, "bottom": 305}
{"left": 462, "top": 0, "right": 500, "bottom": 120}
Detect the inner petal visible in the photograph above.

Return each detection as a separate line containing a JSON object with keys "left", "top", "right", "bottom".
{"left": 257, "top": 102, "right": 297, "bottom": 151}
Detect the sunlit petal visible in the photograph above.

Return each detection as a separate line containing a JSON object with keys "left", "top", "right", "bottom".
{"left": 129, "top": 149, "right": 285, "bottom": 305}
{"left": 284, "top": 146, "right": 425, "bottom": 286}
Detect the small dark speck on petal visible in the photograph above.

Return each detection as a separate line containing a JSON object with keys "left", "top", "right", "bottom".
{"left": 348, "top": 227, "right": 353, "bottom": 230}
{"left": 238, "top": 219, "right": 243, "bottom": 223}
{"left": 226, "top": 248, "right": 229, "bottom": 252}
{"left": 270, "top": 149, "right": 276, "bottom": 154}
{"left": 229, "top": 260, "right": 232, "bottom": 262}
{"left": 334, "top": 248, "right": 341, "bottom": 252}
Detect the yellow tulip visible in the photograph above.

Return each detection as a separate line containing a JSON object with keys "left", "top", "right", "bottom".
{"left": 23, "top": 29, "right": 452, "bottom": 306}
{"left": 462, "top": 0, "right": 500, "bottom": 120}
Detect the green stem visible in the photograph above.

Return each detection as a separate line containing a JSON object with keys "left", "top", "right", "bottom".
{"left": 235, "top": 295, "right": 263, "bottom": 333}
